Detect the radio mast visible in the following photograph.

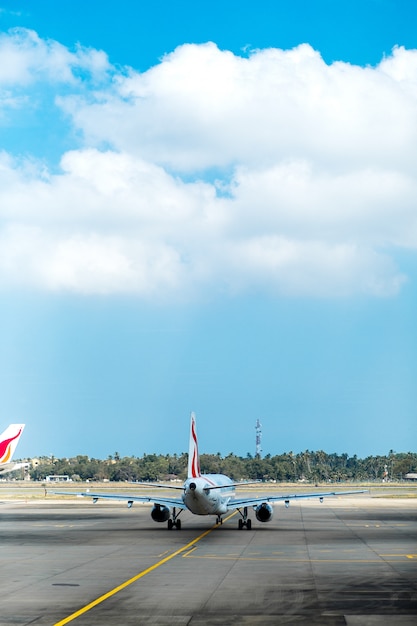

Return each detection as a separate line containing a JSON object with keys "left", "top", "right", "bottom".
{"left": 255, "top": 419, "right": 262, "bottom": 458}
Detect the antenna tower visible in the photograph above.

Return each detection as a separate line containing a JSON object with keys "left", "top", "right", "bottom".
{"left": 255, "top": 419, "right": 262, "bottom": 457}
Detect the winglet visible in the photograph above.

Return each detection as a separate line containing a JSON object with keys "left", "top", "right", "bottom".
{"left": 0, "top": 424, "right": 25, "bottom": 464}
{"left": 188, "top": 412, "right": 201, "bottom": 478}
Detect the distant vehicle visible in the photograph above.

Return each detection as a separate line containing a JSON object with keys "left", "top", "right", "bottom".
{"left": 0, "top": 424, "right": 28, "bottom": 475}
{"left": 54, "top": 413, "right": 366, "bottom": 529}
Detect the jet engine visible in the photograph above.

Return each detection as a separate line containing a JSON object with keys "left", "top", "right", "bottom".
{"left": 255, "top": 502, "right": 273, "bottom": 522}
{"left": 151, "top": 504, "right": 170, "bottom": 522}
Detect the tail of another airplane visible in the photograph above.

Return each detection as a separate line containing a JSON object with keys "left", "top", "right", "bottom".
{"left": 0, "top": 424, "right": 25, "bottom": 473}
{"left": 188, "top": 412, "right": 201, "bottom": 479}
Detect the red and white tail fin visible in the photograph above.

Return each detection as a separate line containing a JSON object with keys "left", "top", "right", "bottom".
{"left": 188, "top": 412, "right": 201, "bottom": 479}
{"left": 0, "top": 424, "right": 25, "bottom": 465}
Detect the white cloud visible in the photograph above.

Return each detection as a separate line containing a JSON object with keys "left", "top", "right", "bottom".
{"left": 0, "top": 28, "right": 110, "bottom": 85}
{"left": 0, "top": 32, "right": 416, "bottom": 299}
{"left": 63, "top": 42, "right": 417, "bottom": 173}
{"left": 228, "top": 161, "right": 417, "bottom": 245}
{"left": 0, "top": 224, "right": 185, "bottom": 296}
{"left": 222, "top": 237, "right": 406, "bottom": 297}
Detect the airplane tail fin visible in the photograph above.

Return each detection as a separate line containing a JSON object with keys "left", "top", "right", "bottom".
{"left": 0, "top": 424, "right": 25, "bottom": 464}
{"left": 188, "top": 412, "right": 201, "bottom": 479}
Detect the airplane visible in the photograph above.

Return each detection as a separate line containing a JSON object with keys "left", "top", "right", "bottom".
{"left": 53, "top": 413, "right": 366, "bottom": 529}
{"left": 0, "top": 424, "right": 28, "bottom": 475}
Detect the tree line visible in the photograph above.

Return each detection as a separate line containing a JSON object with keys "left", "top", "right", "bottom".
{"left": 25, "top": 450, "right": 417, "bottom": 483}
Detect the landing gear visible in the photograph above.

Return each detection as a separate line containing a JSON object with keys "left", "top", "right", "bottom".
{"left": 167, "top": 507, "right": 182, "bottom": 530}
{"left": 237, "top": 507, "right": 252, "bottom": 530}
{"left": 216, "top": 515, "right": 223, "bottom": 525}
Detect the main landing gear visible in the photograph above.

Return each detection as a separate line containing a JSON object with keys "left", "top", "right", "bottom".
{"left": 237, "top": 506, "right": 252, "bottom": 530}
{"left": 167, "top": 507, "right": 182, "bottom": 530}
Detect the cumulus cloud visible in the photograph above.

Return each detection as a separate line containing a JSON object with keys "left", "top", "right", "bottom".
{"left": 0, "top": 27, "right": 110, "bottom": 85}
{"left": 65, "top": 42, "right": 417, "bottom": 173}
{"left": 0, "top": 225, "right": 184, "bottom": 295}
{"left": 0, "top": 30, "right": 416, "bottom": 299}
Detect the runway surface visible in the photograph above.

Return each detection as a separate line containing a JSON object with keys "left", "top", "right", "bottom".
{"left": 1, "top": 493, "right": 416, "bottom": 625}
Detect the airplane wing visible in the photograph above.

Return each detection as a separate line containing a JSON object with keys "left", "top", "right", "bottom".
{"left": 132, "top": 480, "right": 261, "bottom": 491}
{"left": 227, "top": 489, "right": 367, "bottom": 509}
{"left": 201, "top": 481, "right": 261, "bottom": 491}
{"left": 131, "top": 482, "right": 184, "bottom": 490}
{"left": 51, "top": 490, "right": 187, "bottom": 509}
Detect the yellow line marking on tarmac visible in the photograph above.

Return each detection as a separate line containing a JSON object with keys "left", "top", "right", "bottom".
{"left": 54, "top": 512, "right": 237, "bottom": 626}
{"left": 157, "top": 550, "right": 171, "bottom": 557}
{"left": 183, "top": 554, "right": 414, "bottom": 563}
{"left": 380, "top": 554, "right": 417, "bottom": 559}
{"left": 183, "top": 545, "right": 198, "bottom": 558}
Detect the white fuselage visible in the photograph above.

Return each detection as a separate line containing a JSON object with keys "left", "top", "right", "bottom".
{"left": 0, "top": 461, "right": 29, "bottom": 475}
{"left": 182, "top": 474, "right": 235, "bottom": 516}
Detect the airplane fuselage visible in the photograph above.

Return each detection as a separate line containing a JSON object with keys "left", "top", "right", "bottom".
{"left": 182, "top": 474, "right": 235, "bottom": 516}
{"left": 0, "top": 461, "right": 28, "bottom": 474}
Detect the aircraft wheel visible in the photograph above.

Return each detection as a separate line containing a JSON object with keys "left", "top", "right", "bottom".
{"left": 246, "top": 519, "right": 252, "bottom": 530}
{"left": 167, "top": 519, "right": 173, "bottom": 530}
{"left": 238, "top": 519, "right": 243, "bottom": 530}
{"left": 176, "top": 519, "right": 181, "bottom": 530}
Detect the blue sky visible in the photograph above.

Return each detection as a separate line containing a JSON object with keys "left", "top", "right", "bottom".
{"left": 0, "top": 1, "right": 416, "bottom": 461}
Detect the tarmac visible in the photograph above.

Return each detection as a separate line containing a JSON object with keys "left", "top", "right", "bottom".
{"left": 0, "top": 489, "right": 416, "bottom": 625}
